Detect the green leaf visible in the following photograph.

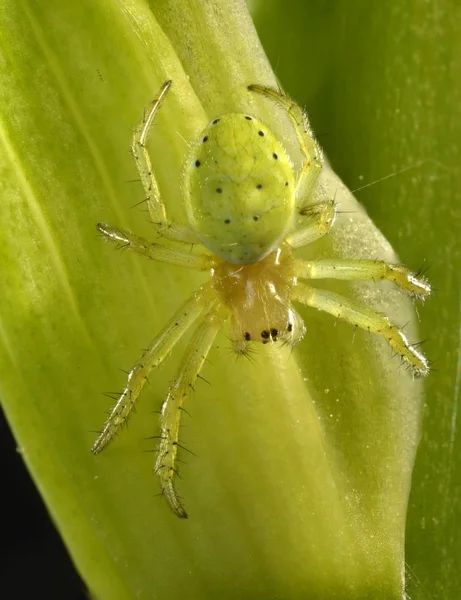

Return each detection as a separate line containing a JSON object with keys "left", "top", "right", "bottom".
{"left": 0, "top": 1, "right": 445, "bottom": 598}
{"left": 253, "top": 1, "right": 461, "bottom": 598}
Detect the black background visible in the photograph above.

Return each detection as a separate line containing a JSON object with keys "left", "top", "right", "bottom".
{"left": 1, "top": 408, "right": 86, "bottom": 599}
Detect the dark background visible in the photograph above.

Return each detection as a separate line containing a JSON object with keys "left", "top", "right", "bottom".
{"left": 1, "top": 409, "right": 86, "bottom": 599}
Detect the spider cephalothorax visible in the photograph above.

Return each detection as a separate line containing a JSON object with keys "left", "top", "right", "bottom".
{"left": 92, "top": 80, "right": 430, "bottom": 518}
{"left": 211, "top": 245, "right": 305, "bottom": 353}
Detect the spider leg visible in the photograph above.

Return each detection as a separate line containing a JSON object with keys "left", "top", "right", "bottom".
{"left": 286, "top": 200, "right": 336, "bottom": 249}
{"left": 92, "top": 285, "right": 214, "bottom": 454}
{"left": 155, "top": 303, "right": 227, "bottom": 518}
{"left": 294, "top": 258, "right": 431, "bottom": 299}
{"left": 97, "top": 223, "right": 212, "bottom": 271}
{"left": 248, "top": 84, "right": 322, "bottom": 204}
{"left": 132, "top": 80, "right": 199, "bottom": 245}
{"left": 292, "top": 283, "right": 429, "bottom": 376}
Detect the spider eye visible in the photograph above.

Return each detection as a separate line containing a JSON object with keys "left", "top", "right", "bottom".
{"left": 244, "top": 332, "right": 251, "bottom": 341}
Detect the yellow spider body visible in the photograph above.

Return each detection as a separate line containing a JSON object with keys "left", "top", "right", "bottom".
{"left": 184, "top": 114, "right": 295, "bottom": 264}
{"left": 93, "top": 80, "right": 430, "bottom": 518}
{"left": 212, "top": 245, "right": 305, "bottom": 350}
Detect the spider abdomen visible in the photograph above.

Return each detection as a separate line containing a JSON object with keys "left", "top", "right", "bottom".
{"left": 184, "top": 113, "right": 296, "bottom": 265}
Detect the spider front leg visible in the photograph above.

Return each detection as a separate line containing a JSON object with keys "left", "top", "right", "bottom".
{"left": 248, "top": 84, "right": 322, "bottom": 205}
{"left": 132, "top": 80, "right": 198, "bottom": 245}
{"left": 292, "top": 283, "right": 429, "bottom": 376}
{"left": 92, "top": 285, "right": 214, "bottom": 455}
{"left": 155, "top": 304, "right": 227, "bottom": 518}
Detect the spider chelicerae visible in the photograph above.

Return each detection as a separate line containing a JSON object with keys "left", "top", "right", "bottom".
{"left": 92, "top": 80, "right": 430, "bottom": 518}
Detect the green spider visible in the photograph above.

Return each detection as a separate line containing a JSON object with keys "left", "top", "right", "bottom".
{"left": 92, "top": 81, "right": 430, "bottom": 518}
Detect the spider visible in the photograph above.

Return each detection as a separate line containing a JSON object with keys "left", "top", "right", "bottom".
{"left": 92, "top": 80, "right": 430, "bottom": 518}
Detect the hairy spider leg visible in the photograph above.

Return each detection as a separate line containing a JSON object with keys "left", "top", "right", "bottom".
{"left": 292, "top": 283, "right": 429, "bottom": 376}
{"left": 155, "top": 304, "right": 227, "bottom": 518}
{"left": 247, "top": 85, "right": 335, "bottom": 246}
{"left": 248, "top": 84, "right": 322, "bottom": 207}
{"left": 286, "top": 200, "right": 337, "bottom": 249}
{"left": 92, "top": 285, "right": 214, "bottom": 455}
{"left": 96, "top": 223, "right": 212, "bottom": 271}
{"left": 132, "top": 80, "right": 199, "bottom": 245}
{"left": 294, "top": 258, "right": 431, "bottom": 299}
